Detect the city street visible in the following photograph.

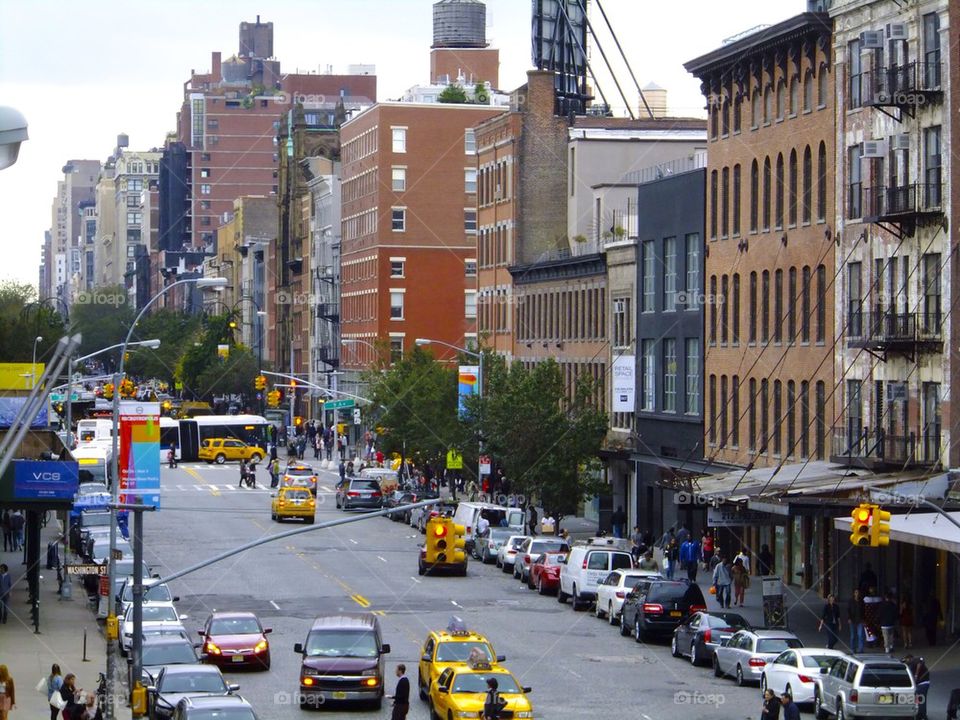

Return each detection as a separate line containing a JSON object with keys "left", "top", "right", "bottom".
{"left": 142, "top": 461, "right": 761, "bottom": 719}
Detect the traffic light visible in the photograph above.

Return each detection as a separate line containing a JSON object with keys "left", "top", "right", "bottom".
{"left": 254, "top": 375, "right": 267, "bottom": 391}
{"left": 426, "top": 518, "right": 448, "bottom": 563}
{"left": 871, "top": 507, "right": 891, "bottom": 547}
{"left": 450, "top": 522, "right": 466, "bottom": 564}
{"left": 294, "top": 416, "right": 303, "bottom": 427}
{"left": 290, "top": 379, "right": 297, "bottom": 391}
{"left": 266, "top": 390, "right": 281, "bottom": 408}
{"left": 850, "top": 503, "right": 874, "bottom": 547}
{"left": 103, "top": 383, "right": 114, "bottom": 400}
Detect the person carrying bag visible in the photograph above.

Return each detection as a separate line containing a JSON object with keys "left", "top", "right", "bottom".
{"left": 483, "top": 678, "right": 507, "bottom": 720}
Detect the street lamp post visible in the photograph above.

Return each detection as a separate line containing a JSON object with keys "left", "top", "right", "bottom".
{"left": 105, "top": 276, "right": 226, "bottom": 720}
{"left": 415, "top": 338, "right": 483, "bottom": 502}
{"left": 31, "top": 335, "right": 43, "bottom": 388}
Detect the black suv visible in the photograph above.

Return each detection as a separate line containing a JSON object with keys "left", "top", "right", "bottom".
{"left": 620, "top": 580, "right": 707, "bottom": 643}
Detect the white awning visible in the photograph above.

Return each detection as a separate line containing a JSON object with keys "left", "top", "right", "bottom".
{"left": 834, "top": 511, "right": 960, "bottom": 553}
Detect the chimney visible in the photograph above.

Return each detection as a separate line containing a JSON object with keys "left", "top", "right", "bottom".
{"left": 641, "top": 82, "right": 668, "bottom": 119}
{"left": 212, "top": 51, "right": 222, "bottom": 81}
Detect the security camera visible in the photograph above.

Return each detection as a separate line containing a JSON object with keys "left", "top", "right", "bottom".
{"left": 0, "top": 106, "right": 28, "bottom": 171}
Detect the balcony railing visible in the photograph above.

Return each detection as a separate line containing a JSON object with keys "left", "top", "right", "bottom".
{"left": 847, "top": 310, "right": 942, "bottom": 345}
{"left": 862, "top": 183, "right": 942, "bottom": 221}
{"left": 860, "top": 61, "right": 943, "bottom": 107}
{"left": 831, "top": 425, "right": 940, "bottom": 468}
{"left": 315, "top": 302, "right": 339, "bottom": 320}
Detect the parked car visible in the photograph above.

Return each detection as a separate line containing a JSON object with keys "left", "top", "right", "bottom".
{"left": 121, "top": 603, "right": 187, "bottom": 657}
{"left": 496, "top": 535, "right": 529, "bottom": 573}
{"left": 761, "top": 648, "right": 846, "bottom": 705}
{"left": 385, "top": 491, "right": 418, "bottom": 522}
{"left": 198, "top": 611, "right": 272, "bottom": 670}
{"left": 476, "top": 528, "right": 515, "bottom": 564}
{"left": 619, "top": 580, "right": 707, "bottom": 643}
{"left": 452, "top": 502, "right": 525, "bottom": 553}
{"left": 116, "top": 578, "right": 178, "bottom": 618}
{"left": 515, "top": 537, "right": 570, "bottom": 585}
{"left": 146, "top": 664, "right": 238, "bottom": 720}
{"left": 814, "top": 654, "right": 917, "bottom": 720}
{"left": 712, "top": 629, "right": 804, "bottom": 686}
{"left": 558, "top": 538, "right": 635, "bottom": 610}
{"left": 136, "top": 634, "right": 200, "bottom": 689}
{"left": 529, "top": 552, "right": 566, "bottom": 595}
{"left": 336, "top": 478, "right": 383, "bottom": 510}
{"left": 410, "top": 500, "right": 455, "bottom": 534}
{"left": 171, "top": 695, "right": 258, "bottom": 720}
{"left": 198, "top": 438, "right": 264, "bottom": 464}
{"left": 595, "top": 569, "right": 663, "bottom": 624}
{"left": 671, "top": 611, "right": 752, "bottom": 666}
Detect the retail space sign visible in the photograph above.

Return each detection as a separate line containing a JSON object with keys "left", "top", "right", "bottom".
{"left": 479, "top": 455, "right": 491, "bottom": 475}
{"left": 458, "top": 365, "right": 479, "bottom": 418}
{"left": 12, "top": 460, "right": 79, "bottom": 501}
{"left": 612, "top": 355, "right": 636, "bottom": 413}
{"left": 119, "top": 401, "right": 161, "bottom": 508}
{"left": 446, "top": 449, "right": 463, "bottom": 470}
{"left": 707, "top": 506, "right": 771, "bottom": 527}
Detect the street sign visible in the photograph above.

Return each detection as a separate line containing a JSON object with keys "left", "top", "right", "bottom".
{"left": 66, "top": 564, "right": 108, "bottom": 576}
{"left": 324, "top": 399, "right": 355, "bottom": 410}
{"left": 479, "top": 455, "right": 491, "bottom": 475}
{"left": 49, "top": 392, "right": 81, "bottom": 403}
{"left": 446, "top": 450, "right": 463, "bottom": 470}
{"left": 353, "top": 408, "right": 361, "bottom": 425}
{"left": 111, "top": 548, "right": 124, "bottom": 560}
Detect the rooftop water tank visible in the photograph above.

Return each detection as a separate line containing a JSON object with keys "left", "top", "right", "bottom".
{"left": 432, "top": 0, "right": 487, "bottom": 49}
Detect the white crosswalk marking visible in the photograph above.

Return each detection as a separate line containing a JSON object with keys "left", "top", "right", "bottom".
{"left": 224, "top": 484, "right": 237, "bottom": 491}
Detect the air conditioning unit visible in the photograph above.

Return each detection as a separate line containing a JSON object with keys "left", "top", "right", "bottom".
{"left": 495, "top": 184, "right": 502, "bottom": 199}
{"left": 862, "top": 140, "right": 888, "bottom": 158}
{"left": 860, "top": 30, "right": 885, "bottom": 49}
{"left": 886, "top": 23, "right": 908, "bottom": 41}
{"left": 890, "top": 134, "right": 910, "bottom": 151}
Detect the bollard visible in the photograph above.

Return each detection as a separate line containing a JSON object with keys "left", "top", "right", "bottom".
{"left": 83, "top": 627, "right": 89, "bottom": 662}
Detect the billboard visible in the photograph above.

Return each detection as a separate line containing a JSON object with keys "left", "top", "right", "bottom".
{"left": 12, "top": 460, "right": 79, "bottom": 501}
{"left": 0, "top": 362, "right": 46, "bottom": 390}
{"left": 119, "top": 401, "right": 160, "bottom": 508}
{"left": 612, "top": 355, "right": 636, "bottom": 413}
{"left": 0, "top": 396, "right": 49, "bottom": 429}
{"left": 458, "top": 365, "right": 480, "bottom": 419}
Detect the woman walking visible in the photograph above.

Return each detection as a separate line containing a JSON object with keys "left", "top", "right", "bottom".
{"left": 0, "top": 665, "right": 15, "bottom": 719}
{"left": 46, "top": 665, "right": 63, "bottom": 720}
{"left": 900, "top": 597, "right": 914, "bottom": 649}
{"left": 731, "top": 557, "right": 750, "bottom": 607}
{"left": 58, "top": 674, "right": 82, "bottom": 720}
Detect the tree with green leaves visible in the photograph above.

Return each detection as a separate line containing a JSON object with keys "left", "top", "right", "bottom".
{"left": 473, "top": 82, "right": 490, "bottom": 104}
{"left": 0, "top": 282, "right": 67, "bottom": 364}
{"left": 70, "top": 285, "right": 134, "bottom": 369}
{"left": 438, "top": 83, "right": 468, "bottom": 104}
{"left": 125, "top": 309, "right": 204, "bottom": 386}
{"left": 176, "top": 313, "right": 256, "bottom": 402}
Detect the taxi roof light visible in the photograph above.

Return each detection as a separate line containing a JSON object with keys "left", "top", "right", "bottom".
{"left": 446, "top": 616, "right": 470, "bottom": 636}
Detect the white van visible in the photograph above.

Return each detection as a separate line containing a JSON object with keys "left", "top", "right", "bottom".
{"left": 76, "top": 419, "right": 114, "bottom": 446}
{"left": 72, "top": 444, "right": 113, "bottom": 487}
{"left": 558, "top": 537, "right": 635, "bottom": 610}
{"left": 452, "top": 502, "right": 525, "bottom": 552}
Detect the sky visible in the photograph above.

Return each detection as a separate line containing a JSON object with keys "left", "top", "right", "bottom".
{"left": 0, "top": 0, "right": 804, "bottom": 288}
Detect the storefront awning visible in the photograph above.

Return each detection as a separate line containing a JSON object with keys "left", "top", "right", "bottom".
{"left": 834, "top": 511, "right": 960, "bottom": 553}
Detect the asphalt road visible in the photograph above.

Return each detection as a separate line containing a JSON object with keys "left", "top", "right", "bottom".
{"left": 144, "top": 460, "right": 765, "bottom": 719}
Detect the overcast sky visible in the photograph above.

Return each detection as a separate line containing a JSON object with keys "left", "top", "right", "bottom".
{"left": 0, "top": 0, "right": 803, "bottom": 288}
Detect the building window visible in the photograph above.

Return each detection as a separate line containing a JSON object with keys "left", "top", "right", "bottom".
{"left": 390, "top": 338, "right": 403, "bottom": 363}
{"left": 761, "top": 270, "right": 770, "bottom": 342}
{"left": 390, "top": 291, "right": 404, "bottom": 319}
{"left": 802, "top": 146, "right": 812, "bottom": 224}
{"left": 663, "top": 338, "right": 677, "bottom": 413}
{"left": 732, "top": 164, "right": 741, "bottom": 236}
{"left": 200, "top": 184, "right": 211, "bottom": 195}
{"left": 751, "top": 90, "right": 761, "bottom": 129}
{"left": 788, "top": 266, "right": 797, "bottom": 342}
{"left": 721, "top": 97, "right": 729, "bottom": 136}
{"left": 612, "top": 297, "right": 632, "bottom": 349}
{"left": 762, "top": 157, "right": 771, "bottom": 230}
{"left": 464, "top": 208, "right": 477, "bottom": 233}
{"left": 803, "top": 70, "right": 814, "bottom": 112}
{"left": 774, "top": 269, "right": 783, "bottom": 343}
{"left": 773, "top": 379, "right": 782, "bottom": 455}
{"left": 732, "top": 273, "right": 740, "bottom": 344}
{"left": 923, "top": 13, "right": 942, "bottom": 87}
{"left": 816, "top": 264, "right": 826, "bottom": 343}
{"left": 800, "top": 380, "right": 810, "bottom": 458}
{"left": 760, "top": 379, "right": 769, "bottom": 452}
{"left": 641, "top": 240, "right": 655, "bottom": 312}
{"left": 464, "top": 129, "right": 476, "bottom": 154}
{"left": 641, "top": 339, "right": 655, "bottom": 412}
{"left": 764, "top": 85, "right": 773, "bottom": 123}
{"left": 685, "top": 233, "right": 700, "bottom": 309}
{"left": 733, "top": 94, "right": 742, "bottom": 133}
{"left": 775, "top": 153, "right": 784, "bottom": 229}
{"left": 847, "top": 261, "right": 863, "bottom": 337}
{"left": 200, "top": 152, "right": 211, "bottom": 161}
{"left": 786, "top": 380, "right": 796, "bottom": 458}
{"left": 817, "top": 66, "right": 829, "bottom": 108}
{"left": 126, "top": 194, "right": 140, "bottom": 208}
{"left": 465, "top": 290, "right": 477, "bottom": 318}
{"left": 720, "top": 375, "right": 728, "bottom": 448}
{"left": 206, "top": 118, "right": 218, "bottom": 130}
{"left": 710, "top": 170, "right": 718, "bottom": 239}
{"left": 815, "top": 380, "right": 825, "bottom": 460}
{"left": 200, "top": 168, "right": 210, "bottom": 178}
{"left": 848, "top": 39, "right": 862, "bottom": 108}
{"left": 569, "top": 147, "right": 575, "bottom": 196}
{"left": 924, "top": 125, "right": 942, "bottom": 208}
{"left": 465, "top": 259, "right": 477, "bottom": 277}
{"left": 392, "top": 127, "right": 406, "bottom": 153}
{"left": 789, "top": 76, "right": 799, "bottom": 115}
{"left": 390, "top": 259, "right": 405, "bottom": 277}
{"left": 664, "top": 236, "right": 678, "bottom": 311}
{"left": 749, "top": 271, "right": 757, "bottom": 343}
{"left": 391, "top": 167, "right": 406, "bottom": 191}
{"left": 788, "top": 149, "right": 798, "bottom": 226}
{"left": 847, "top": 144, "right": 862, "bottom": 219}
{"left": 776, "top": 81, "right": 786, "bottom": 120}
{"left": 801, "top": 266, "right": 811, "bottom": 343}
{"left": 391, "top": 208, "right": 406, "bottom": 231}
{"left": 750, "top": 160, "right": 759, "bottom": 232}
{"left": 748, "top": 378, "right": 757, "bottom": 451}
{"left": 708, "top": 374, "right": 716, "bottom": 443}
{"left": 923, "top": 253, "right": 942, "bottom": 331}
{"left": 708, "top": 275, "right": 717, "bottom": 345}
{"left": 815, "top": 141, "right": 827, "bottom": 222}
{"left": 731, "top": 375, "right": 740, "bottom": 448}
{"left": 720, "top": 274, "right": 729, "bottom": 344}
{"left": 721, "top": 167, "right": 729, "bottom": 237}
{"left": 126, "top": 212, "right": 142, "bottom": 226}
{"left": 465, "top": 168, "right": 477, "bottom": 194}
{"left": 685, "top": 338, "right": 700, "bottom": 415}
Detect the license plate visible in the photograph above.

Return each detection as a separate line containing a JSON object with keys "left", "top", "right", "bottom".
{"left": 670, "top": 610, "right": 682, "bottom": 617}
{"left": 333, "top": 691, "right": 347, "bottom": 700}
{"left": 231, "top": 655, "right": 244, "bottom": 663}
{"left": 878, "top": 694, "right": 893, "bottom": 704}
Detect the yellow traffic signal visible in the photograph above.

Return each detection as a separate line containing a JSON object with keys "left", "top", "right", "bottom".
{"left": 266, "top": 390, "right": 281, "bottom": 408}
{"left": 426, "top": 518, "right": 448, "bottom": 563}
{"left": 294, "top": 416, "right": 303, "bottom": 426}
{"left": 254, "top": 374, "right": 267, "bottom": 390}
{"left": 450, "top": 522, "right": 466, "bottom": 564}
{"left": 872, "top": 507, "right": 891, "bottom": 547}
{"left": 850, "top": 504, "right": 873, "bottom": 547}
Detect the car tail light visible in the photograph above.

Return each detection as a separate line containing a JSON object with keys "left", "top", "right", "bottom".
{"left": 205, "top": 641, "right": 222, "bottom": 655}
{"left": 466, "top": 526, "right": 471, "bottom": 534}
{"left": 523, "top": 555, "right": 530, "bottom": 564}
{"left": 797, "top": 675, "right": 814, "bottom": 684}
{"left": 702, "top": 629, "right": 712, "bottom": 643}
{"left": 748, "top": 658, "right": 766, "bottom": 667}
{"left": 849, "top": 690, "right": 858, "bottom": 703}
{"left": 642, "top": 603, "right": 663, "bottom": 615}
{"left": 615, "top": 591, "right": 625, "bottom": 599}
{"left": 689, "top": 605, "right": 707, "bottom": 613}
{"left": 371, "top": 491, "right": 381, "bottom": 497}
{"left": 582, "top": 558, "right": 588, "bottom": 569}
{"left": 347, "top": 491, "right": 360, "bottom": 497}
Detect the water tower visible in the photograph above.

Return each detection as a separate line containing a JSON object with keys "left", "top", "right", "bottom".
{"left": 430, "top": 0, "right": 499, "bottom": 88}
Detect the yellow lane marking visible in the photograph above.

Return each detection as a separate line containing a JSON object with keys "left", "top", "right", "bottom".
{"left": 184, "top": 466, "right": 219, "bottom": 495}
{"left": 372, "top": 610, "right": 386, "bottom": 616}
{"left": 351, "top": 594, "right": 371, "bottom": 608}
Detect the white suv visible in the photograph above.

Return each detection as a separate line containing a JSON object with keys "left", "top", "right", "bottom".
{"left": 558, "top": 538, "right": 634, "bottom": 611}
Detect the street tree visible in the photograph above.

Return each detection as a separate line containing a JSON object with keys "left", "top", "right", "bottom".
{"left": 125, "top": 309, "right": 203, "bottom": 385}
{"left": 0, "top": 282, "right": 67, "bottom": 363}
{"left": 71, "top": 285, "right": 134, "bottom": 368}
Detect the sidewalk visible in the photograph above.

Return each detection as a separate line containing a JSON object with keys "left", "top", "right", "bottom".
{"left": 0, "top": 524, "right": 107, "bottom": 718}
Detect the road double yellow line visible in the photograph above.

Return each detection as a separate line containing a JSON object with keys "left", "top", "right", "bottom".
{"left": 184, "top": 466, "right": 220, "bottom": 495}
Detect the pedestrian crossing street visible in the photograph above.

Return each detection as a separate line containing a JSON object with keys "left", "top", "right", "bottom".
{"left": 163, "top": 464, "right": 335, "bottom": 494}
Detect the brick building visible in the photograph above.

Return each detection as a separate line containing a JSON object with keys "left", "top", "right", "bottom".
{"left": 429, "top": 0, "right": 499, "bottom": 87}
{"left": 686, "top": 12, "right": 836, "bottom": 472}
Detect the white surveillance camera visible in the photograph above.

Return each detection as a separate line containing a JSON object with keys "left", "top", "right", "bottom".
{"left": 0, "top": 106, "right": 28, "bottom": 171}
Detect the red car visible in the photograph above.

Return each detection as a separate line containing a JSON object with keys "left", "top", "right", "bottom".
{"left": 529, "top": 551, "right": 566, "bottom": 595}
{"left": 198, "top": 611, "right": 272, "bottom": 670}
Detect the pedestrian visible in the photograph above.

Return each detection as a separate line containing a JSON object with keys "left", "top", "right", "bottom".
{"left": 270, "top": 458, "right": 280, "bottom": 488}
{"left": 657, "top": 525, "right": 674, "bottom": 549}
{"left": 0, "top": 564, "right": 10, "bottom": 624}
{"left": 758, "top": 544, "right": 774, "bottom": 575}
{"left": 482, "top": 677, "right": 506, "bottom": 720}
{"left": 631, "top": 526, "right": 645, "bottom": 562}
{"left": 0, "top": 665, "right": 14, "bottom": 719}
{"left": 731, "top": 557, "right": 750, "bottom": 607}
{"left": 167, "top": 442, "right": 177, "bottom": 469}
{"left": 700, "top": 530, "right": 713, "bottom": 569}
{"left": 297, "top": 435, "right": 306, "bottom": 460}
{"left": 761, "top": 688, "right": 781, "bottom": 720}
{"left": 818, "top": 594, "right": 842, "bottom": 649}
{"left": 238, "top": 459, "right": 248, "bottom": 488}
{"left": 900, "top": 597, "right": 914, "bottom": 649}
{"left": 922, "top": 594, "right": 941, "bottom": 647}
{"left": 269, "top": 442, "right": 278, "bottom": 462}
{"left": 312, "top": 434, "right": 320, "bottom": 460}
{"left": 611, "top": 506, "right": 626, "bottom": 539}
{"left": 664, "top": 537, "right": 678, "bottom": 579}
{"left": 9, "top": 512, "right": 23, "bottom": 551}
{"left": 910, "top": 655, "right": 930, "bottom": 720}
{"left": 734, "top": 546, "right": 751, "bottom": 573}
{"left": 638, "top": 550, "right": 659, "bottom": 572}
{"left": 44, "top": 664, "right": 63, "bottom": 720}
{"left": 1, "top": 511, "right": 11, "bottom": 553}
{"left": 387, "top": 664, "right": 409, "bottom": 720}
{"left": 680, "top": 536, "right": 700, "bottom": 582}
{"left": 847, "top": 588, "right": 865, "bottom": 653}
{"left": 58, "top": 674, "right": 82, "bottom": 720}
{"left": 528, "top": 506, "right": 538, "bottom": 537}
{"left": 780, "top": 691, "right": 801, "bottom": 720}
{"left": 712, "top": 554, "right": 732, "bottom": 609}
{"left": 878, "top": 592, "right": 899, "bottom": 655}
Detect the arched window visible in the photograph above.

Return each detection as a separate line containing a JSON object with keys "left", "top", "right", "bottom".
{"left": 710, "top": 169, "right": 718, "bottom": 238}
{"left": 761, "top": 270, "right": 770, "bottom": 342}
{"left": 789, "top": 149, "right": 798, "bottom": 226}
{"left": 801, "top": 265, "right": 811, "bottom": 343}
{"left": 721, "top": 274, "right": 729, "bottom": 345}
{"left": 721, "top": 98, "right": 730, "bottom": 136}
{"left": 751, "top": 90, "right": 761, "bottom": 128}
{"left": 763, "top": 157, "right": 772, "bottom": 230}
{"left": 817, "top": 141, "right": 827, "bottom": 221}
{"left": 750, "top": 160, "right": 759, "bottom": 232}
{"left": 776, "top": 80, "right": 786, "bottom": 119}
{"left": 788, "top": 266, "right": 797, "bottom": 341}
{"left": 733, "top": 94, "right": 742, "bottom": 133}
{"left": 803, "top": 70, "right": 814, "bottom": 112}
{"left": 789, "top": 75, "right": 800, "bottom": 115}
{"left": 749, "top": 271, "right": 757, "bottom": 343}
{"left": 710, "top": 100, "right": 718, "bottom": 139}
{"left": 709, "top": 275, "right": 718, "bottom": 344}
{"left": 773, "top": 379, "right": 783, "bottom": 455}
{"left": 817, "top": 64, "right": 828, "bottom": 107}
{"left": 721, "top": 167, "right": 730, "bottom": 237}
{"left": 775, "top": 153, "right": 785, "bottom": 228}
{"left": 802, "top": 145, "right": 813, "bottom": 224}
{"left": 733, "top": 164, "right": 742, "bottom": 236}
{"left": 764, "top": 85, "right": 774, "bottom": 123}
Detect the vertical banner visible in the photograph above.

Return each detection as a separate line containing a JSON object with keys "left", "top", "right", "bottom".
{"left": 119, "top": 401, "right": 161, "bottom": 508}
{"left": 457, "top": 365, "right": 480, "bottom": 418}
{"left": 612, "top": 354, "right": 636, "bottom": 413}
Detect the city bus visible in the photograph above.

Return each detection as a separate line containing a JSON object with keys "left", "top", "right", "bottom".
{"left": 161, "top": 414, "right": 269, "bottom": 462}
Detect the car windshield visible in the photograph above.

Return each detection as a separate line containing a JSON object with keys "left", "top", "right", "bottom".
{"left": 488, "top": 529, "right": 513, "bottom": 541}
{"left": 860, "top": 667, "right": 913, "bottom": 688}
{"left": 351, "top": 480, "right": 380, "bottom": 491}
{"left": 209, "top": 617, "right": 261, "bottom": 635}
{"left": 531, "top": 540, "right": 567, "bottom": 554}
{"left": 189, "top": 711, "right": 255, "bottom": 720}
{"left": 140, "top": 606, "right": 178, "bottom": 622}
{"left": 123, "top": 584, "right": 172, "bottom": 603}
{"left": 305, "top": 630, "right": 378, "bottom": 658}
{"left": 757, "top": 638, "right": 803, "bottom": 653}
{"left": 159, "top": 671, "right": 226, "bottom": 694}
{"left": 802, "top": 655, "right": 840, "bottom": 669}
{"left": 435, "top": 642, "right": 494, "bottom": 663}
{"left": 451, "top": 673, "right": 521, "bottom": 694}
{"left": 142, "top": 643, "right": 197, "bottom": 666}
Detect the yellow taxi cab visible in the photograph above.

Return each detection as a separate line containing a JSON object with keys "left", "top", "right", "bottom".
{"left": 280, "top": 462, "right": 318, "bottom": 496}
{"left": 417, "top": 618, "right": 505, "bottom": 700}
{"left": 270, "top": 486, "right": 315, "bottom": 524}
{"left": 429, "top": 659, "right": 533, "bottom": 720}
{"left": 198, "top": 438, "right": 264, "bottom": 464}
